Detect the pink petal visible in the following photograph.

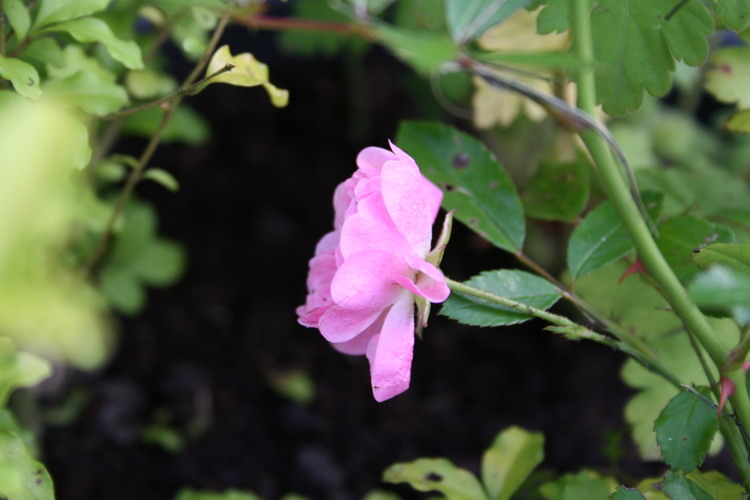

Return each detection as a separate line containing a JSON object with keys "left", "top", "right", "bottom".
{"left": 318, "top": 305, "right": 383, "bottom": 343}
{"left": 388, "top": 140, "right": 413, "bottom": 163}
{"left": 394, "top": 256, "right": 450, "bottom": 303}
{"left": 331, "top": 312, "right": 385, "bottom": 355}
{"left": 380, "top": 160, "right": 442, "bottom": 256}
{"left": 330, "top": 249, "right": 405, "bottom": 309}
{"left": 333, "top": 179, "right": 356, "bottom": 229}
{"left": 339, "top": 212, "right": 411, "bottom": 260}
{"left": 357, "top": 147, "right": 396, "bottom": 176}
{"left": 366, "top": 293, "right": 416, "bottom": 402}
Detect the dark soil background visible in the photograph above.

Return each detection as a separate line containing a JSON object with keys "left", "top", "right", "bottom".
{"left": 36, "top": 20, "right": 698, "bottom": 500}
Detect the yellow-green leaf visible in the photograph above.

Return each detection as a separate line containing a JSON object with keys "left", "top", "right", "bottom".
{"left": 203, "top": 45, "right": 289, "bottom": 107}
{"left": 0, "top": 56, "right": 41, "bottom": 99}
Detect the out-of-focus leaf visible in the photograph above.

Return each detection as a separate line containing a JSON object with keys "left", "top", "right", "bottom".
{"left": 44, "top": 70, "right": 128, "bottom": 116}
{"left": 525, "top": 0, "right": 595, "bottom": 34}
{"left": 266, "top": 369, "right": 316, "bottom": 406}
{"left": 539, "top": 470, "right": 615, "bottom": 500}
{"left": 100, "top": 267, "right": 145, "bottom": 315}
{"left": 174, "top": 488, "right": 262, "bottom": 500}
{"left": 396, "top": 121, "right": 525, "bottom": 253}
{"left": 654, "top": 388, "right": 718, "bottom": 473}
{"left": 362, "top": 491, "right": 402, "bottom": 500}
{"left": 20, "top": 38, "right": 64, "bottom": 68}
{"left": 143, "top": 168, "right": 179, "bottom": 192}
{"left": 383, "top": 458, "right": 487, "bottom": 500}
{"left": 441, "top": 270, "right": 561, "bottom": 326}
{"left": 610, "top": 487, "right": 647, "bottom": 500}
{"left": 34, "top": 0, "right": 110, "bottom": 28}
{"left": 591, "top": 0, "right": 713, "bottom": 115}
{"left": 125, "top": 69, "right": 177, "bottom": 99}
{"left": 394, "top": 0, "right": 447, "bottom": 31}
{"left": 278, "top": 0, "right": 350, "bottom": 57}
{"left": 715, "top": 0, "right": 750, "bottom": 31}
{"left": 522, "top": 160, "right": 589, "bottom": 222}
{"left": 121, "top": 105, "right": 210, "bottom": 145}
{"left": 0, "top": 338, "right": 52, "bottom": 406}
{"left": 573, "top": 262, "right": 738, "bottom": 459}
{"left": 689, "top": 265, "right": 750, "bottom": 326}
{"left": 706, "top": 46, "right": 750, "bottom": 116}
{"left": 0, "top": 56, "right": 41, "bottom": 99}
{"left": 446, "top": 0, "right": 530, "bottom": 44}
{"left": 374, "top": 25, "right": 457, "bottom": 76}
{"left": 41, "top": 17, "right": 143, "bottom": 69}
{"left": 482, "top": 426, "right": 544, "bottom": 500}
{"left": 5, "top": 0, "right": 31, "bottom": 41}
{"left": 0, "top": 431, "right": 54, "bottom": 500}
{"left": 725, "top": 109, "right": 750, "bottom": 133}
{"left": 685, "top": 470, "right": 744, "bottom": 499}
{"left": 132, "top": 240, "right": 186, "bottom": 286}
{"left": 567, "top": 193, "right": 662, "bottom": 280}
{"left": 656, "top": 216, "right": 734, "bottom": 284}
{"left": 140, "top": 425, "right": 184, "bottom": 453}
{"left": 693, "top": 243, "right": 750, "bottom": 272}
{"left": 202, "top": 45, "right": 288, "bottom": 107}
{"left": 658, "top": 472, "right": 712, "bottom": 500}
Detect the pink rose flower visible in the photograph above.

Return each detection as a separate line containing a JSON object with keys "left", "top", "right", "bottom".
{"left": 297, "top": 142, "right": 450, "bottom": 402}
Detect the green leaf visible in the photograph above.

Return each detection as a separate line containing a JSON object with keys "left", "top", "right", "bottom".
{"left": 121, "top": 105, "right": 209, "bottom": 145}
{"left": 522, "top": 160, "right": 590, "bottom": 222}
{"left": 689, "top": 265, "right": 750, "bottom": 326}
{"left": 441, "top": 270, "right": 561, "bottom": 327}
{"left": 175, "top": 488, "right": 262, "bottom": 500}
{"left": 539, "top": 470, "right": 614, "bottom": 500}
{"left": 396, "top": 121, "right": 525, "bottom": 253}
{"left": 693, "top": 243, "right": 750, "bottom": 273}
{"left": 383, "top": 458, "right": 488, "bottom": 500}
{"left": 202, "top": 45, "right": 288, "bottom": 107}
{"left": 41, "top": 17, "right": 143, "bottom": 69}
{"left": 726, "top": 109, "right": 750, "bottom": 133}
{"left": 591, "top": 0, "right": 713, "bottom": 115}
{"left": 125, "top": 69, "right": 177, "bottom": 100}
{"left": 686, "top": 470, "right": 744, "bottom": 500}
{"left": 44, "top": 70, "right": 128, "bottom": 115}
{"left": 446, "top": 0, "right": 530, "bottom": 43}
{"left": 0, "top": 56, "right": 42, "bottom": 99}
{"left": 100, "top": 267, "right": 145, "bottom": 315}
{"left": 610, "top": 487, "right": 646, "bottom": 500}
{"left": 715, "top": 0, "right": 750, "bottom": 31}
{"left": 362, "top": 491, "right": 402, "bottom": 500}
{"left": 654, "top": 388, "right": 718, "bottom": 472}
{"left": 34, "top": 0, "right": 110, "bottom": 28}
{"left": 656, "top": 216, "right": 734, "bottom": 284}
{"left": 658, "top": 472, "right": 712, "bottom": 500}
{"left": 132, "top": 240, "right": 186, "bottom": 287}
{"left": 0, "top": 431, "right": 54, "bottom": 500}
{"left": 5, "top": 0, "right": 31, "bottom": 41}
{"left": 567, "top": 192, "right": 662, "bottom": 280}
{"left": 143, "top": 168, "right": 180, "bottom": 192}
{"left": 527, "top": 0, "right": 595, "bottom": 34}
{"left": 481, "top": 426, "right": 544, "bottom": 500}
{"left": 277, "top": 0, "right": 351, "bottom": 57}
{"left": 374, "top": 25, "right": 457, "bottom": 76}
{"left": 0, "top": 338, "right": 52, "bottom": 406}
{"left": 20, "top": 38, "right": 65, "bottom": 68}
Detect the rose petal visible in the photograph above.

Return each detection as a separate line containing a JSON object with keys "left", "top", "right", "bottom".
{"left": 331, "top": 312, "right": 385, "bottom": 355}
{"left": 318, "top": 306, "right": 383, "bottom": 343}
{"left": 366, "top": 293, "right": 415, "bottom": 402}
{"left": 394, "top": 256, "right": 450, "bottom": 303}
{"left": 339, "top": 212, "right": 411, "bottom": 260}
{"left": 330, "top": 249, "right": 406, "bottom": 309}
{"left": 381, "top": 160, "right": 442, "bottom": 256}
{"left": 357, "top": 146, "right": 396, "bottom": 176}
{"left": 388, "top": 140, "right": 413, "bottom": 163}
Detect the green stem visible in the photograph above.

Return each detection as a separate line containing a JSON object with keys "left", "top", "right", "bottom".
{"left": 1, "top": 0, "right": 6, "bottom": 57}
{"left": 445, "top": 278, "right": 681, "bottom": 388}
{"left": 571, "top": 0, "right": 750, "bottom": 479}
{"left": 101, "top": 63, "right": 234, "bottom": 121}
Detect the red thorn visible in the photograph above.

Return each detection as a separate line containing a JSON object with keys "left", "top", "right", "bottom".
{"left": 619, "top": 259, "right": 646, "bottom": 284}
{"left": 719, "top": 377, "right": 736, "bottom": 417}
{"left": 743, "top": 362, "right": 750, "bottom": 374}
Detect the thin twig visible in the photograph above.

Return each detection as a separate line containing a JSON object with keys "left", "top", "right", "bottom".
{"left": 82, "top": 15, "right": 232, "bottom": 275}
{"left": 101, "top": 63, "right": 234, "bottom": 121}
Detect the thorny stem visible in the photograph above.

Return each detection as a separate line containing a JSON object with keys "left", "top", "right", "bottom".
{"left": 571, "top": 0, "right": 750, "bottom": 484}
{"left": 231, "top": 14, "right": 373, "bottom": 40}
{"left": 82, "top": 15, "right": 232, "bottom": 275}
{"left": 445, "top": 278, "right": 682, "bottom": 388}
{"left": 101, "top": 64, "right": 234, "bottom": 121}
